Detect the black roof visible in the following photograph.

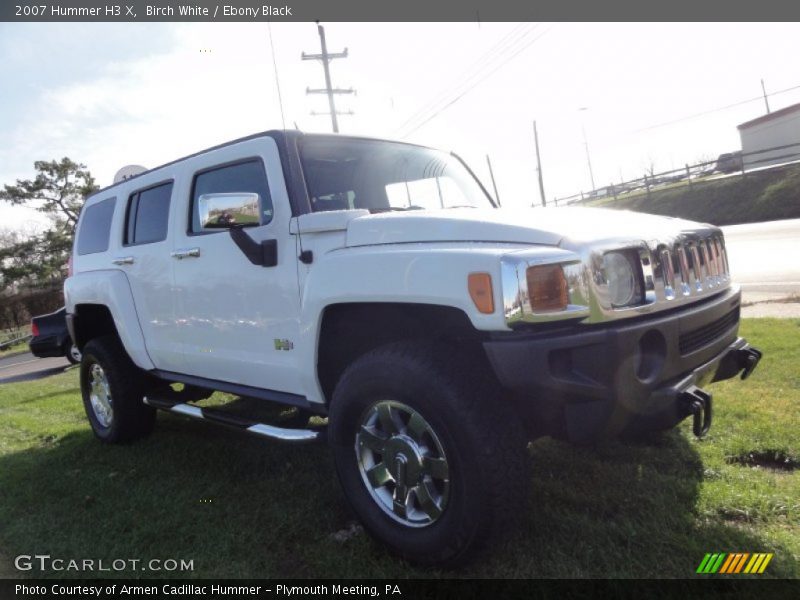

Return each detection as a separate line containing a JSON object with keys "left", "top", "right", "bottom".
{"left": 87, "top": 129, "right": 293, "bottom": 200}
{"left": 86, "top": 129, "right": 434, "bottom": 201}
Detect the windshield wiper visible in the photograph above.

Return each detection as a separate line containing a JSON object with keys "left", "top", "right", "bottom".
{"left": 369, "top": 206, "right": 425, "bottom": 213}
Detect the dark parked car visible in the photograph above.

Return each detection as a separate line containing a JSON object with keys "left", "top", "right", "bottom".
{"left": 715, "top": 151, "right": 743, "bottom": 174}
{"left": 29, "top": 307, "right": 81, "bottom": 364}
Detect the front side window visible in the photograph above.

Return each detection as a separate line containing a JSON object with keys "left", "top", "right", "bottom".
{"left": 300, "top": 137, "right": 494, "bottom": 213}
{"left": 126, "top": 182, "right": 173, "bottom": 245}
{"left": 190, "top": 160, "right": 273, "bottom": 233}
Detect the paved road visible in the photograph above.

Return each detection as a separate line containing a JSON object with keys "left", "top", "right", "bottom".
{"left": 723, "top": 218, "right": 800, "bottom": 295}
{"left": 0, "top": 352, "right": 71, "bottom": 385}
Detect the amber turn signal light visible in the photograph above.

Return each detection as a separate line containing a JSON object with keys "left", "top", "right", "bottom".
{"left": 526, "top": 264, "right": 569, "bottom": 312}
{"left": 468, "top": 272, "right": 495, "bottom": 314}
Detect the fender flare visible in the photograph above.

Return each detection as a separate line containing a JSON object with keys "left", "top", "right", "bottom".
{"left": 64, "top": 270, "right": 155, "bottom": 371}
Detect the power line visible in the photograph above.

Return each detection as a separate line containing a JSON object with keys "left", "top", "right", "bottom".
{"left": 267, "top": 21, "right": 286, "bottom": 130}
{"left": 632, "top": 82, "right": 800, "bottom": 133}
{"left": 397, "top": 24, "right": 546, "bottom": 137}
{"left": 395, "top": 23, "right": 536, "bottom": 135}
{"left": 400, "top": 26, "right": 551, "bottom": 137}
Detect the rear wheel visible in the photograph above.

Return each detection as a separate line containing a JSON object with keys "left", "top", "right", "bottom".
{"left": 80, "top": 336, "right": 155, "bottom": 443}
{"left": 328, "top": 342, "right": 529, "bottom": 566}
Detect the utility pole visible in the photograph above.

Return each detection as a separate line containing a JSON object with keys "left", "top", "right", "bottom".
{"left": 533, "top": 121, "right": 546, "bottom": 207}
{"left": 761, "top": 78, "right": 771, "bottom": 114}
{"left": 486, "top": 155, "right": 501, "bottom": 207}
{"left": 579, "top": 108, "right": 596, "bottom": 192}
{"left": 302, "top": 24, "right": 354, "bottom": 133}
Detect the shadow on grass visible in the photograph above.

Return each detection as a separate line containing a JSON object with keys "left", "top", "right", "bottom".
{"left": 0, "top": 365, "right": 72, "bottom": 385}
{"left": 0, "top": 416, "right": 794, "bottom": 579}
{"left": 12, "top": 387, "right": 82, "bottom": 406}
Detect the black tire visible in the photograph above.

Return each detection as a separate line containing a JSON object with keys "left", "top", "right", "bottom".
{"left": 63, "top": 339, "right": 81, "bottom": 365}
{"left": 328, "top": 341, "right": 529, "bottom": 566}
{"left": 80, "top": 335, "right": 156, "bottom": 443}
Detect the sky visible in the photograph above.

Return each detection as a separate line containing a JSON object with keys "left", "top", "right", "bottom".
{"left": 2, "top": 22, "right": 800, "bottom": 232}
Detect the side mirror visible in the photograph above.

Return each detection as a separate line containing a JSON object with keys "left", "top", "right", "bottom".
{"left": 198, "top": 192, "right": 260, "bottom": 231}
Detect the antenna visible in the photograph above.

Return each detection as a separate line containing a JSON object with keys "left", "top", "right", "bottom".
{"left": 267, "top": 21, "right": 286, "bottom": 130}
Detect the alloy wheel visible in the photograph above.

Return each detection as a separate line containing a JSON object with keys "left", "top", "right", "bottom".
{"left": 355, "top": 400, "right": 450, "bottom": 527}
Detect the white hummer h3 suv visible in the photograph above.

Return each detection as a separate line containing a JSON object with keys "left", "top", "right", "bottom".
{"left": 65, "top": 131, "right": 762, "bottom": 565}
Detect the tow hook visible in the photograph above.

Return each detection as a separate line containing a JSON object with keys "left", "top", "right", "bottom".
{"left": 680, "top": 386, "right": 713, "bottom": 438}
{"left": 738, "top": 346, "right": 763, "bottom": 380}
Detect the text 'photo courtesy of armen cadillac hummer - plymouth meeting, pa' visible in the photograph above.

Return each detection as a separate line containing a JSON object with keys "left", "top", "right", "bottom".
{"left": 64, "top": 129, "right": 761, "bottom": 565}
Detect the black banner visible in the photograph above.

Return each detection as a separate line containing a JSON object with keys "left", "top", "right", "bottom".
{"left": 3, "top": 0, "right": 800, "bottom": 22}
{"left": 2, "top": 579, "right": 799, "bottom": 600}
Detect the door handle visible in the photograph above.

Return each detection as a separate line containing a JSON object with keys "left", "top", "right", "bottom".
{"left": 112, "top": 256, "right": 135, "bottom": 265}
{"left": 171, "top": 247, "right": 201, "bottom": 260}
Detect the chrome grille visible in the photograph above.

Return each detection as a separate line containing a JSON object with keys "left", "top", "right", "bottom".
{"left": 656, "top": 234, "right": 730, "bottom": 301}
{"left": 510, "top": 228, "right": 736, "bottom": 327}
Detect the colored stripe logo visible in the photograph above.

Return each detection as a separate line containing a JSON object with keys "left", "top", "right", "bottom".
{"left": 696, "top": 553, "right": 773, "bottom": 574}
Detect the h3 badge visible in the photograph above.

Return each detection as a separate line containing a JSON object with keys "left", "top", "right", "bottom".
{"left": 274, "top": 339, "right": 294, "bottom": 351}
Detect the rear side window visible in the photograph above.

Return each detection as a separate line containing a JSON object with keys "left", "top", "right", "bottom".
{"left": 126, "top": 182, "right": 173, "bottom": 245}
{"left": 190, "top": 160, "right": 273, "bottom": 233}
{"left": 77, "top": 197, "right": 116, "bottom": 255}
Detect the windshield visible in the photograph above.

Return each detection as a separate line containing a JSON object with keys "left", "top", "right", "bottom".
{"left": 300, "top": 137, "right": 495, "bottom": 213}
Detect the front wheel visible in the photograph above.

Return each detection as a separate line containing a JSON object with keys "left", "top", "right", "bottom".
{"left": 80, "top": 336, "right": 155, "bottom": 443}
{"left": 328, "top": 342, "right": 529, "bottom": 566}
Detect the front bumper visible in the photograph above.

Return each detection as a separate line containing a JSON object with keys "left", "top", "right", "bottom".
{"left": 483, "top": 286, "right": 761, "bottom": 442}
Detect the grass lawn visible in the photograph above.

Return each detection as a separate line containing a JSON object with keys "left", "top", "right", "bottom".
{"left": 0, "top": 319, "right": 797, "bottom": 579}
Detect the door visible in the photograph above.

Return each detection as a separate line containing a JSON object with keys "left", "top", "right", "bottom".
{"left": 170, "top": 137, "right": 303, "bottom": 393}
{"left": 116, "top": 179, "right": 183, "bottom": 372}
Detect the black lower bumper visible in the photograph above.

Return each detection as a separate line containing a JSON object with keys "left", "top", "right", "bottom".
{"left": 483, "top": 286, "right": 762, "bottom": 442}
{"left": 29, "top": 336, "right": 67, "bottom": 359}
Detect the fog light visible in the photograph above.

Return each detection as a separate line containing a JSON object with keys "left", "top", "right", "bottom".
{"left": 634, "top": 329, "right": 666, "bottom": 382}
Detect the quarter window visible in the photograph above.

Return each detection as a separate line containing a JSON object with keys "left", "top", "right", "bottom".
{"left": 76, "top": 197, "right": 116, "bottom": 255}
{"left": 190, "top": 160, "right": 273, "bottom": 233}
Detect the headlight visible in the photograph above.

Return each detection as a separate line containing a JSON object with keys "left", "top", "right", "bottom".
{"left": 602, "top": 251, "right": 642, "bottom": 308}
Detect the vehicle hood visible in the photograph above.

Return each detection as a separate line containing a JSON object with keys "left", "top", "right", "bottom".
{"left": 342, "top": 207, "right": 712, "bottom": 248}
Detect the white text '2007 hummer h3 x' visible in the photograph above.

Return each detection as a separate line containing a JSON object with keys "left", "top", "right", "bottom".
{"left": 65, "top": 130, "right": 762, "bottom": 565}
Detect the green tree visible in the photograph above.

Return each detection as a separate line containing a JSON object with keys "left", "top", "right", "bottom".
{"left": 0, "top": 158, "right": 97, "bottom": 230}
{"left": 0, "top": 158, "right": 98, "bottom": 293}
{"left": 0, "top": 229, "right": 74, "bottom": 286}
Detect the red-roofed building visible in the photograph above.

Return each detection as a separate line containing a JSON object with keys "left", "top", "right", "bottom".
{"left": 737, "top": 102, "right": 800, "bottom": 169}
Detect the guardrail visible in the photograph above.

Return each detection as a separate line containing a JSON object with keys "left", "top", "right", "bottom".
{"left": 550, "top": 141, "right": 800, "bottom": 207}
{"left": 0, "top": 326, "right": 31, "bottom": 351}
{"left": 0, "top": 334, "right": 32, "bottom": 351}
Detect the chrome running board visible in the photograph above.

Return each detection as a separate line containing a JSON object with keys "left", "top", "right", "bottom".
{"left": 143, "top": 397, "right": 323, "bottom": 444}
